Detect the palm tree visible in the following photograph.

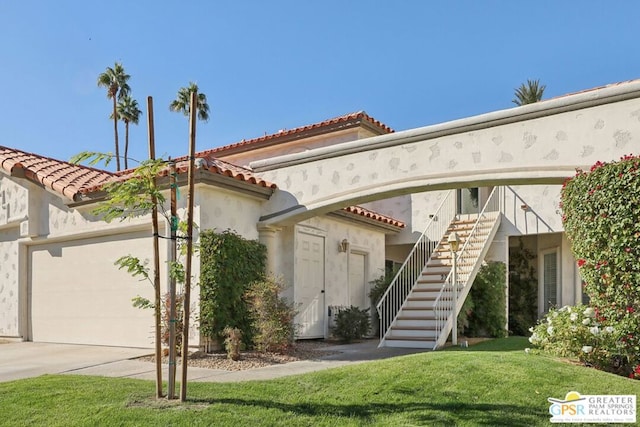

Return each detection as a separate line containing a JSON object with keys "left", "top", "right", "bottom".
{"left": 169, "top": 82, "right": 210, "bottom": 122}
{"left": 116, "top": 95, "right": 142, "bottom": 170}
{"left": 512, "top": 79, "right": 546, "bottom": 106}
{"left": 97, "top": 62, "right": 131, "bottom": 171}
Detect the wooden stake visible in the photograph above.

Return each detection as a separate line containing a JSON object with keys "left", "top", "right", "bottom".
{"left": 147, "top": 96, "right": 163, "bottom": 399}
{"left": 180, "top": 91, "right": 197, "bottom": 401}
{"left": 168, "top": 159, "right": 177, "bottom": 399}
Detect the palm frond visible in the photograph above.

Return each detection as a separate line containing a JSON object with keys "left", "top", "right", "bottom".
{"left": 117, "top": 95, "right": 142, "bottom": 125}
{"left": 69, "top": 151, "right": 114, "bottom": 167}
{"left": 170, "top": 82, "right": 211, "bottom": 122}
{"left": 513, "top": 79, "right": 546, "bottom": 106}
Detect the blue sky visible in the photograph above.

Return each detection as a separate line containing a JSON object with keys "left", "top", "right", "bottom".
{"left": 1, "top": 1, "right": 639, "bottom": 169}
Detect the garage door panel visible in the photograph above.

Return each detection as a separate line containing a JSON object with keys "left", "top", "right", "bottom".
{"left": 30, "top": 231, "right": 163, "bottom": 348}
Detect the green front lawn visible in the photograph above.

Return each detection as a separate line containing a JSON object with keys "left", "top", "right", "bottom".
{"left": 0, "top": 338, "right": 637, "bottom": 426}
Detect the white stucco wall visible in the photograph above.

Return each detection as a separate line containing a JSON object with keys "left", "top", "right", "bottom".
{"left": 0, "top": 177, "right": 30, "bottom": 337}
{"left": 296, "top": 216, "right": 386, "bottom": 310}
{"left": 0, "top": 227, "right": 19, "bottom": 336}
{"left": 255, "top": 87, "right": 640, "bottom": 225}
{"left": 0, "top": 176, "right": 28, "bottom": 225}
{"left": 0, "top": 171, "right": 272, "bottom": 345}
{"left": 197, "top": 186, "right": 263, "bottom": 239}
{"left": 363, "top": 190, "right": 451, "bottom": 246}
{"left": 220, "top": 128, "right": 364, "bottom": 168}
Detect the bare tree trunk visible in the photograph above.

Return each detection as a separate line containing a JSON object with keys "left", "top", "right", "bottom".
{"left": 180, "top": 90, "right": 197, "bottom": 402}
{"left": 146, "top": 96, "right": 163, "bottom": 399}
{"left": 124, "top": 121, "right": 129, "bottom": 170}
{"left": 113, "top": 96, "right": 121, "bottom": 171}
{"left": 168, "top": 160, "right": 177, "bottom": 399}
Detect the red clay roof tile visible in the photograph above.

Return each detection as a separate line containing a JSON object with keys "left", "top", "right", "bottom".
{"left": 79, "top": 156, "right": 277, "bottom": 194}
{"left": 184, "top": 111, "right": 394, "bottom": 160}
{"left": 0, "top": 146, "right": 114, "bottom": 201}
{"left": 341, "top": 205, "right": 405, "bottom": 228}
{"left": 0, "top": 111, "right": 404, "bottom": 228}
{"left": 0, "top": 146, "right": 277, "bottom": 200}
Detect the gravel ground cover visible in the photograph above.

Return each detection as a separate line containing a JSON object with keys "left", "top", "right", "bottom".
{"left": 137, "top": 340, "right": 338, "bottom": 371}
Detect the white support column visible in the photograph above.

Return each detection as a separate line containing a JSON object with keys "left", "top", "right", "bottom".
{"left": 258, "top": 225, "right": 282, "bottom": 277}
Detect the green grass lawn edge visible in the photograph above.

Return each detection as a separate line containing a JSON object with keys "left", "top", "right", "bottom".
{"left": 0, "top": 337, "right": 637, "bottom": 426}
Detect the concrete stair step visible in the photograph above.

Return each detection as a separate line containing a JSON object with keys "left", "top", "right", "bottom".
{"left": 398, "top": 308, "right": 434, "bottom": 317}
{"left": 411, "top": 289, "right": 443, "bottom": 297}
{"left": 394, "top": 318, "right": 437, "bottom": 328}
{"left": 388, "top": 328, "right": 437, "bottom": 338}
{"left": 383, "top": 337, "right": 436, "bottom": 349}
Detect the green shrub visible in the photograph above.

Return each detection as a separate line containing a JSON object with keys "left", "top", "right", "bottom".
{"left": 199, "top": 229, "right": 266, "bottom": 347}
{"left": 223, "top": 327, "right": 243, "bottom": 361}
{"left": 368, "top": 267, "right": 397, "bottom": 335}
{"left": 368, "top": 267, "right": 397, "bottom": 308}
{"left": 529, "top": 305, "right": 629, "bottom": 376}
{"left": 245, "top": 276, "right": 297, "bottom": 353}
{"left": 332, "top": 306, "right": 371, "bottom": 343}
{"left": 508, "top": 238, "right": 538, "bottom": 336}
{"left": 459, "top": 261, "right": 507, "bottom": 338}
{"left": 561, "top": 155, "right": 640, "bottom": 378}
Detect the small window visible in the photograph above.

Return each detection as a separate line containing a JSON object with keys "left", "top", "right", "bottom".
{"left": 539, "top": 248, "right": 560, "bottom": 315}
{"left": 385, "top": 260, "right": 401, "bottom": 277}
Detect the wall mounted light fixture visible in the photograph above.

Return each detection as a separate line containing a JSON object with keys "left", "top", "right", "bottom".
{"left": 338, "top": 239, "right": 350, "bottom": 253}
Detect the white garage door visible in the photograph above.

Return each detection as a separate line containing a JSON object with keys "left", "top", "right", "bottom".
{"left": 29, "top": 231, "right": 162, "bottom": 348}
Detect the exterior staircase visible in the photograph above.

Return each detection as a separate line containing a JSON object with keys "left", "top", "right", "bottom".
{"left": 377, "top": 187, "right": 502, "bottom": 349}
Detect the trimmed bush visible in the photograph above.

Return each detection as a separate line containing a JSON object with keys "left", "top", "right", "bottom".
{"left": 508, "top": 239, "right": 538, "bottom": 336}
{"left": 199, "top": 229, "right": 266, "bottom": 347}
{"left": 332, "top": 306, "right": 371, "bottom": 343}
{"left": 245, "top": 276, "right": 297, "bottom": 353}
{"left": 459, "top": 261, "right": 507, "bottom": 338}
{"left": 223, "top": 327, "right": 243, "bottom": 361}
{"left": 368, "top": 267, "right": 397, "bottom": 335}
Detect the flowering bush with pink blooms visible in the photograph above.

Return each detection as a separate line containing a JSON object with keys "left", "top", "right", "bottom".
{"left": 559, "top": 154, "right": 640, "bottom": 378}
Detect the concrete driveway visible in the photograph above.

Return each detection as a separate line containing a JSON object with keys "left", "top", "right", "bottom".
{"left": 0, "top": 342, "right": 152, "bottom": 383}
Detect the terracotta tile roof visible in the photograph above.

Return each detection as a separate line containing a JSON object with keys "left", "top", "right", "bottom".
{"left": 0, "top": 111, "right": 402, "bottom": 228}
{"left": 161, "top": 156, "right": 277, "bottom": 188}
{"left": 80, "top": 156, "right": 277, "bottom": 195}
{"left": 541, "top": 78, "right": 640, "bottom": 103}
{"left": 186, "top": 111, "right": 394, "bottom": 160}
{"left": 341, "top": 205, "right": 405, "bottom": 228}
{"left": 0, "top": 146, "right": 276, "bottom": 201}
{"left": 0, "top": 146, "right": 114, "bottom": 201}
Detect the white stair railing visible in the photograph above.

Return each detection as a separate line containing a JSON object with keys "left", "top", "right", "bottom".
{"left": 433, "top": 187, "right": 502, "bottom": 350}
{"left": 376, "top": 190, "right": 457, "bottom": 340}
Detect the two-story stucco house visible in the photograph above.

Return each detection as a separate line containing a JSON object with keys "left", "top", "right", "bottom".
{"left": 2, "top": 79, "right": 639, "bottom": 349}
{"left": 0, "top": 113, "right": 404, "bottom": 348}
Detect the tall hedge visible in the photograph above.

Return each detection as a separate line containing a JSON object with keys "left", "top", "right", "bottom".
{"left": 199, "top": 229, "right": 266, "bottom": 346}
{"left": 459, "top": 261, "right": 507, "bottom": 338}
{"left": 561, "top": 154, "right": 640, "bottom": 373}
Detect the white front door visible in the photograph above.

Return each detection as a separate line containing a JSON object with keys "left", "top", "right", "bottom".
{"left": 295, "top": 231, "right": 325, "bottom": 338}
{"left": 349, "top": 252, "right": 367, "bottom": 308}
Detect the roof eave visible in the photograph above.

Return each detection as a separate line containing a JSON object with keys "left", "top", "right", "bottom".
{"left": 327, "top": 210, "right": 404, "bottom": 233}
{"left": 67, "top": 168, "right": 275, "bottom": 208}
